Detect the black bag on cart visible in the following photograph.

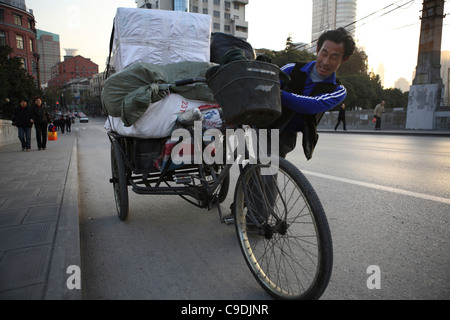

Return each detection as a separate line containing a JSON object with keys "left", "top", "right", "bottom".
{"left": 210, "top": 32, "right": 256, "bottom": 64}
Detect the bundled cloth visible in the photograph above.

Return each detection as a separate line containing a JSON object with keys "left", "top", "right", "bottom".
{"left": 102, "top": 61, "right": 217, "bottom": 127}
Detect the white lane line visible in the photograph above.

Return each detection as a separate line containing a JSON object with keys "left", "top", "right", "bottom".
{"left": 302, "top": 170, "right": 450, "bottom": 205}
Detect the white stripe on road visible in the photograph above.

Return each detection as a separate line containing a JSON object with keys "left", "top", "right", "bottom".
{"left": 302, "top": 170, "right": 450, "bottom": 205}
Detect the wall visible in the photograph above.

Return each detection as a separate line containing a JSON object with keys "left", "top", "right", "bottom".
{"left": 320, "top": 108, "right": 408, "bottom": 130}
{"left": 0, "top": 119, "right": 36, "bottom": 147}
{"left": 320, "top": 107, "right": 450, "bottom": 130}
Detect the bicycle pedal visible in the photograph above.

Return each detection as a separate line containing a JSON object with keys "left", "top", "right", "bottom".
{"left": 174, "top": 174, "right": 192, "bottom": 184}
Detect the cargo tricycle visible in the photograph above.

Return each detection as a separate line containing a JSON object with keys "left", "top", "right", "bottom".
{"left": 103, "top": 60, "right": 333, "bottom": 300}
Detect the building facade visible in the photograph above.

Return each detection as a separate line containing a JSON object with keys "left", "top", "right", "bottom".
{"left": 311, "top": 0, "right": 357, "bottom": 45}
{"left": 48, "top": 55, "right": 98, "bottom": 87}
{"left": 135, "top": 0, "right": 249, "bottom": 40}
{"left": 36, "top": 29, "right": 61, "bottom": 86}
{"left": 0, "top": 0, "right": 38, "bottom": 80}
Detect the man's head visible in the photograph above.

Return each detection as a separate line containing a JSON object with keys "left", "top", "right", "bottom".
{"left": 316, "top": 27, "right": 356, "bottom": 77}
{"left": 20, "top": 99, "right": 27, "bottom": 107}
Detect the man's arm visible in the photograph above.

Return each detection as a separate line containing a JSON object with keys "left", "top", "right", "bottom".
{"left": 281, "top": 85, "right": 347, "bottom": 115}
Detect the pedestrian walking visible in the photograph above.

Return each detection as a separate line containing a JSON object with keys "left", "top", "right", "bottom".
{"left": 66, "top": 116, "right": 72, "bottom": 133}
{"left": 59, "top": 116, "right": 65, "bottom": 134}
{"left": 334, "top": 103, "right": 347, "bottom": 131}
{"left": 374, "top": 100, "right": 386, "bottom": 130}
{"left": 31, "top": 96, "right": 52, "bottom": 150}
{"left": 11, "top": 98, "right": 34, "bottom": 152}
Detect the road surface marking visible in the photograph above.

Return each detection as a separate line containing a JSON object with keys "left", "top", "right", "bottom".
{"left": 302, "top": 170, "right": 450, "bottom": 205}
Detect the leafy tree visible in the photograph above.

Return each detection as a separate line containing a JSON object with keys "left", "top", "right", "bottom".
{"left": 0, "top": 46, "right": 40, "bottom": 119}
{"left": 382, "top": 88, "right": 409, "bottom": 108}
{"left": 337, "top": 47, "right": 368, "bottom": 76}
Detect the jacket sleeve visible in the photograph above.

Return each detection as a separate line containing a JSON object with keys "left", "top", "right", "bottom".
{"left": 281, "top": 85, "right": 347, "bottom": 114}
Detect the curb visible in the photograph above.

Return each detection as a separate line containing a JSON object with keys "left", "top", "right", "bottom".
{"left": 43, "top": 135, "right": 81, "bottom": 299}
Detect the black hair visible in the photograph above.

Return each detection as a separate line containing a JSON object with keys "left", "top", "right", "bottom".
{"left": 317, "top": 27, "right": 356, "bottom": 58}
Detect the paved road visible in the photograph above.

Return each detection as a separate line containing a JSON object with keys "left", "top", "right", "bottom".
{"left": 78, "top": 119, "right": 450, "bottom": 300}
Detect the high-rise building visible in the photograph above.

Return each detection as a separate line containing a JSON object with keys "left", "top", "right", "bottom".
{"left": 311, "top": 0, "right": 357, "bottom": 45}
{"left": 36, "top": 30, "right": 61, "bottom": 86}
{"left": 135, "top": 0, "right": 249, "bottom": 40}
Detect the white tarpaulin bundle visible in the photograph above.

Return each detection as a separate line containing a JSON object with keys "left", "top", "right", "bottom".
{"left": 112, "top": 8, "right": 211, "bottom": 71}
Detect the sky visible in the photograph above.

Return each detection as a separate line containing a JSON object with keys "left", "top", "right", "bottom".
{"left": 25, "top": 0, "right": 450, "bottom": 89}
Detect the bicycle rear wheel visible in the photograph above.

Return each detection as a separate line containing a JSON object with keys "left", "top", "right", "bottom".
{"left": 233, "top": 157, "right": 333, "bottom": 300}
{"left": 111, "top": 139, "right": 129, "bottom": 221}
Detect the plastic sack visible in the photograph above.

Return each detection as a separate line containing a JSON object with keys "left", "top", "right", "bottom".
{"left": 48, "top": 131, "right": 57, "bottom": 141}
{"left": 105, "top": 94, "right": 218, "bottom": 139}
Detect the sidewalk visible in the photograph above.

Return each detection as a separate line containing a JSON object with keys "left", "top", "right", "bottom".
{"left": 319, "top": 128, "right": 450, "bottom": 137}
{"left": 0, "top": 129, "right": 81, "bottom": 300}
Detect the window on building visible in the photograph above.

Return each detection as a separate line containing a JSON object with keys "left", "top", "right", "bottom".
{"left": 214, "top": 11, "right": 220, "bottom": 17}
{"left": 203, "top": 8, "right": 208, "bottom": 14}
{"left": 29, "top": 39, "right": 33, "bottom": 52}
{"left": 16, "top": 35, "right": 24, "bottom": 49}
{"left": 0, "top": 31, "right": 6, "bottom": 46}
{"left": 0, "top": 9, "right": 4, "bottom": 22}
{"left": 192, "top": 6, "right": 198, "bottom": 13}
{"left": 213, "top": 23, "right": 220, "bottom": 30}
{"left": 19, "top": 57, "right": 26, "bottom": 69}
{"left": 234, "top": 3, "right": 239, "bottom": 9}
{"left": 214, "top": 0, "right": 220, "bottom": 5}
{"left": 225, "top": 13, "right": 230, "bottom": 20}
{"left": 14, "top": 14, "right": 22, "bottom": 26}
{"left": 225, "top": 1, "right": 231, "bottom": 9}
{"left": 224, "top": 25, "right": 231, "bottom": 32}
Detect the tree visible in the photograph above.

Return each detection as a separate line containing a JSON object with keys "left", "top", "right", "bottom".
{"left": 382, "top": 88, "right": 408, "bottom": 108}
{"left": 337, "top": 47, "right": 368, "bottom": 76}
{"left": 0, "top": 46, "right": 40, "bottom": 119}
{"left": 340, "top": 73, "right": 383, "bottom": 109}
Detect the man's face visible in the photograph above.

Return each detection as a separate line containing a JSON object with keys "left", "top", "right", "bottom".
{"left": 316, "top": 40, "right": 349, "bottom": 77}
{"left": 20, "top": 100, "right": 27, "bottom": 107}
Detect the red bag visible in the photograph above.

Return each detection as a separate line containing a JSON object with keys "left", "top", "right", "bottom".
{"left": 48, "top": 131, "right": 57, "bottom": 141}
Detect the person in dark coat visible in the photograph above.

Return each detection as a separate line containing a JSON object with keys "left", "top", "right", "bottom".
{"left": 31, "top": 96, "right": 52, "bottom": 150}
{"left": 65, "top": 116, "right": 72, "bottom": 133}
{"left": 334, "top": 103, "right": 347, "bottom": 131}
{"left": 12, "top": 99, "right": 35, "bottom": 151}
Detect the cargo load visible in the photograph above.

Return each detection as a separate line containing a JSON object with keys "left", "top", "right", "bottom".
{"left": 102, "top": 61, "right": 216, "bottom": 127}
{"left": 111, "top": 8, "right": 212, "bottom": 72}
{"left": 104, "top": 94, "right": 221, "bottom": 139}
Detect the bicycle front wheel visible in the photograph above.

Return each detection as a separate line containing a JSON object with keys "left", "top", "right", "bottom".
{"left": 233, "top": 158, "right": 333, "bottom": 300}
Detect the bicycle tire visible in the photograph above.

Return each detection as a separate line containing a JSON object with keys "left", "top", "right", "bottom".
{"left": 111, "top": 140, "right": 129, "bottom": 221}
{"left": 233, "top": 157, "right": 333, "bottom": 300}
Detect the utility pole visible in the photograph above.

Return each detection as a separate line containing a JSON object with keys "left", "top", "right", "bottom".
{"left": 413, "top": 0, "right": 445, "bottom": 86}
{"left": 407, "top": 0, "right": 446, "bottom": 130}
